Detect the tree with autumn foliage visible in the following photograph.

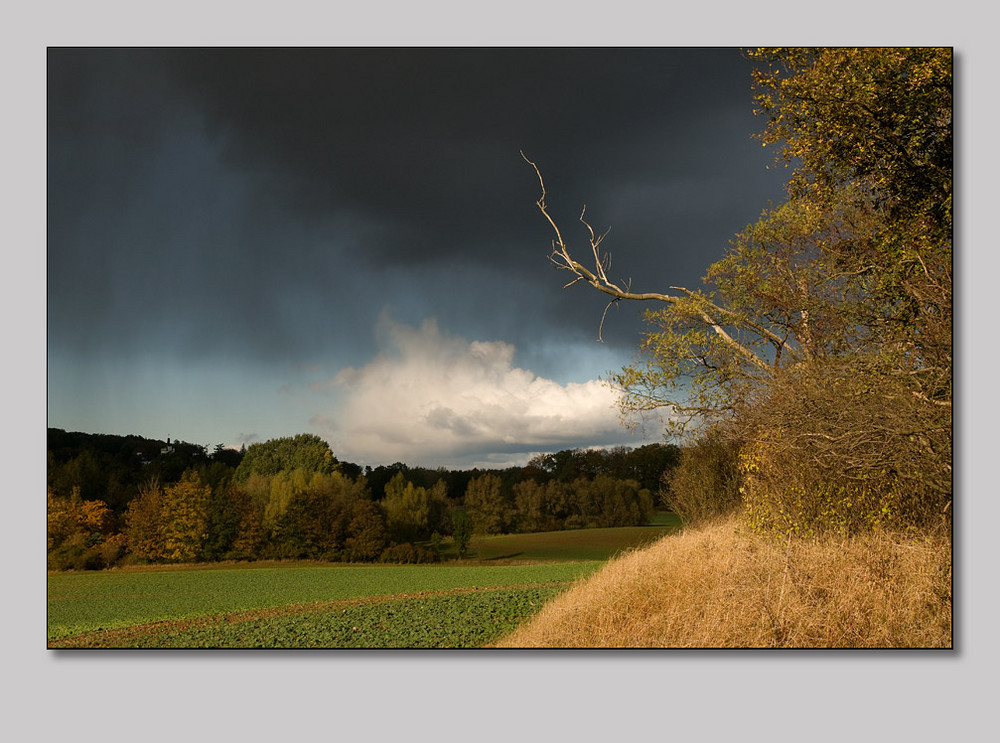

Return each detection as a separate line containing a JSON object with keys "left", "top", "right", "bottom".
{"left": 159, "top": 471, "right": 212, "bottom": 562}
{"left": 526, "top": 48, "right": 951, "bottom": 535}
{"left": 47, "top": 488, "right": 123, "bottom": 570}
{"left": 122, "top": 479, "right": 167, "bottom": 562}
{"left": 123, "top": 471, "right": 213, "bottom": 562}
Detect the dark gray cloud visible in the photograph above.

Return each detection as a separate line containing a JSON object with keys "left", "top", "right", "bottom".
{"left": 47, "top": 47, "right": 788, "bottom": 456}
{"left": 157, "top": 47, "right": 776, "bottom": 260}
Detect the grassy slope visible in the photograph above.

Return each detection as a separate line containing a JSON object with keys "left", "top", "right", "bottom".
{"left": 493, "top": 516, "right": 952, "bottom": 649}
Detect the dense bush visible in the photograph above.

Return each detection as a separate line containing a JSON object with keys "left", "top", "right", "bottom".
{"left": 662, "top": 431, "right": 743, "bottom": 526}
{"left": 450, "top": 510, "right": 473, "bottom": 557}
{"left": 738, "top": 361, "right": 951, "bottom": 537}
{"left": 48, "top": 490, "right": 122, "bottom": 570}
{"left": 48, "top": 534, "right": 125, "bottom": 571}
{"left": 379, "top": 542, "right": 439, "bottom": 564}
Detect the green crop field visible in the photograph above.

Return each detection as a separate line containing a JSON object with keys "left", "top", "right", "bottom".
{"left": 48, "top": 561, "right": 602, "bottom": 648}
{"left": 48, "top": 520, "right": 681, "bottom": 648}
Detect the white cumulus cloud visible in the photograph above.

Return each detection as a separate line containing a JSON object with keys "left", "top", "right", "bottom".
{"left": 312, "top": 315, "right": 634, "bottom": 467}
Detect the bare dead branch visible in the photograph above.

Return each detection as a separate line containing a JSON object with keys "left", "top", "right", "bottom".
{"left": 598, "top": 298, "right": 619, "bottom": 342}
{"left": 521, "top": 151, "right": 776, "bottom": 373}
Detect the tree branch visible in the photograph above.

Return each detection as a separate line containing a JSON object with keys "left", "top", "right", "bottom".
{"left": 522, "top": 151, "right": 775, "bottom": 372}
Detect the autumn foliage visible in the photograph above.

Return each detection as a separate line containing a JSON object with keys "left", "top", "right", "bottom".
{"left": 47, "top": 489, "right": 122, "bottom": 570}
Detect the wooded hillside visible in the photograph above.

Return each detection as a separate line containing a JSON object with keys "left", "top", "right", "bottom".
{"left": 47, "top": 427, "right": 680, "bottom": 570}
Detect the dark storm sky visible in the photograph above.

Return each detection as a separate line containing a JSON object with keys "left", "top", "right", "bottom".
{"left": 47, "top": 47, "right": 787, "bottom": 467}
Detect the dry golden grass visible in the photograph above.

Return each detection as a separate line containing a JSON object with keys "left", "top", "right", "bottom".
{"left": 492, "top": 516, "right": 951, "bottom": 648}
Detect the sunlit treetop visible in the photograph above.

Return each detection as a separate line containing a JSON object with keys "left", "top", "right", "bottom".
{"left": 748, "top": 47, "right": 952, "bottom": 227}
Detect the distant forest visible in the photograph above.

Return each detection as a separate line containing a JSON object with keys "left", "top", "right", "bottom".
{"left": 47, "top": 428, "right": 680, "bottom": 570}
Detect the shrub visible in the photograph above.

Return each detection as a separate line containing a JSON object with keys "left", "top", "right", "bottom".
{"left": 662, "top": 430, "right": 743, "bottom": 526}
{"left": 48, "top": 534, "right": 115, "bottom": 571}
{"left": 451, "top": 510, "right": 472, "bottom": 557}
{"left": 99, "top": 534, "right": 126, "bottom": 567}
{"left": 379, "top": 543, "right": 438, "bottom": 564}
{"left": 741, "top": 444, "right": 902, "bottom": 537}
{"left": 48, "top": 490, "right": 121, "bottom": 570}
{"left": 737, "top": 361, "right": 951, "bottom": 537}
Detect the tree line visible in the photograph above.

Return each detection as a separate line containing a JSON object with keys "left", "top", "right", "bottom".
{"left": 47, "top": 429, "right": 679, "bottom": 570}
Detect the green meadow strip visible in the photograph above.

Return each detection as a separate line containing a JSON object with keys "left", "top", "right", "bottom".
{"left": 48, "top": 562, "right": 602, "bottom": 641}
{"left": 52, "top": 584, "right": 568, "bottom": 649}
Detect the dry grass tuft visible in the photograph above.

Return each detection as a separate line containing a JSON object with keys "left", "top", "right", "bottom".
{"left": 492, "top": 517, "right": 951, "bottom": 648}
